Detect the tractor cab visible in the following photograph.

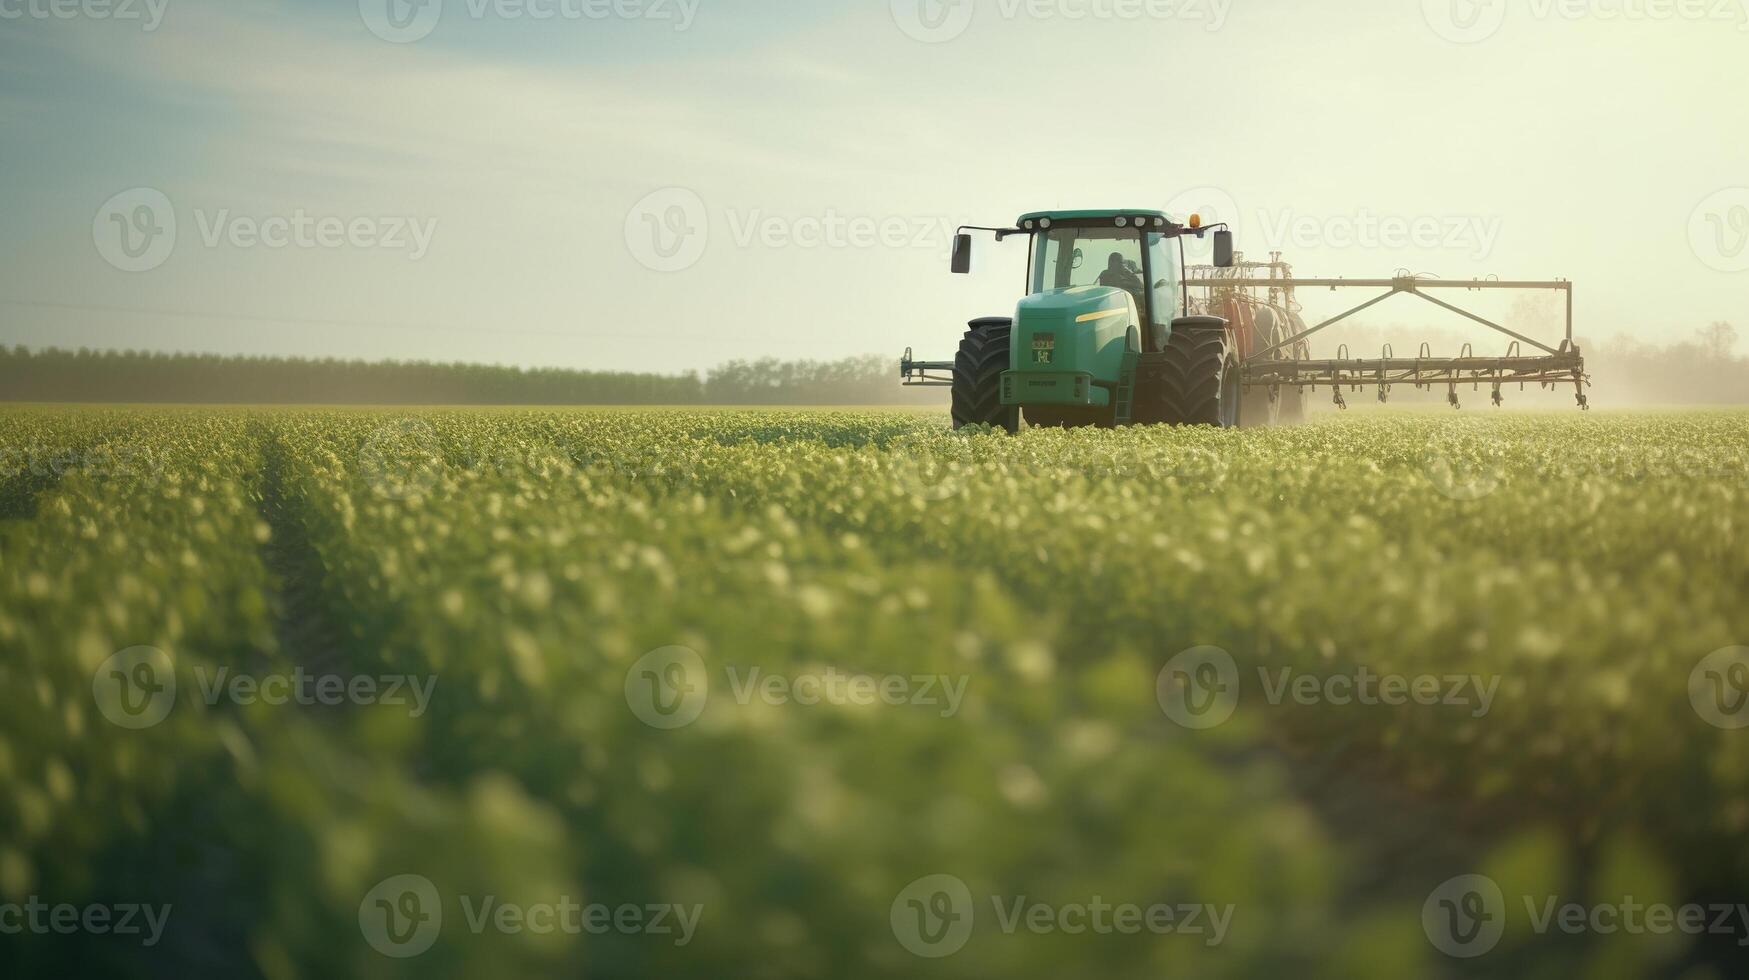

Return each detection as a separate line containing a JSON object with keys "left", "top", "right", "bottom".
{"left": 1019, "top": 211, "right": 1190, "bottom": 352}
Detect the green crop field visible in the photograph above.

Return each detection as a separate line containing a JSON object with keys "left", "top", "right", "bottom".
{"left": 2, "top": 407, "right": 1747, "bottom": 979}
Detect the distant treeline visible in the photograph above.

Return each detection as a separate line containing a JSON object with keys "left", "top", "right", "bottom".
{"left": 0, "top": 347, "right": 934, "bottom": 406}
{"left": 1588, "top": 324, "right": 1748, "bottom": 406}
{"left": 1, "top": 326, "right": 1743, "bottom": 406}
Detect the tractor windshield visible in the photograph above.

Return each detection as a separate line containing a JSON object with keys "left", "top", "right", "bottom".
{"left": 1030, "top": 227, "right": 1147, "bottom": 309}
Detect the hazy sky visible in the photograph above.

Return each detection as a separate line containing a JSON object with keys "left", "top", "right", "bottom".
{"left": 1, "top": 0, "right": 1745, "bottom": 372}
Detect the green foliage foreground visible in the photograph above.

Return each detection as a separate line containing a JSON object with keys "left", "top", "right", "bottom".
{"left": 1, "top": 408, "right": 1747, "bottom": 979}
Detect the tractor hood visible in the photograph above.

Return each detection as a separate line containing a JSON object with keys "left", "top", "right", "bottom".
{"left": 1018, "top": 285, "right": 1136, "bottom": 322}
{"left": 1005, "top": 286, "right": 1139, "bottom": 408}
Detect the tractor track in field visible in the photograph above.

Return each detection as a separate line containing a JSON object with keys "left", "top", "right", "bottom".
{"left": 255, "top": 428, "right": 355, "bottom": 703}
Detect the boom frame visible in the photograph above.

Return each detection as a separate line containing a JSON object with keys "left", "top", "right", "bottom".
{"left": 1186, "top": 270, "right": 1589, "bottom": 409}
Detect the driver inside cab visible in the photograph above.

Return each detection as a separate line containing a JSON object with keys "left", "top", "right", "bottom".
{"left": 1097, "top": 252, "right": 1145, "bottom": 308}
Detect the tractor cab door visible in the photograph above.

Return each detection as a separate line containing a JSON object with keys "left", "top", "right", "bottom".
{"left": 1143, "top": 231, "right": 1179, "bottom": 352}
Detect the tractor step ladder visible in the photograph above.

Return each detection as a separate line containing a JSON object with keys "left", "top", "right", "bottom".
{"left": 1112, "top": 351, "right": 1140, "bottom": 426}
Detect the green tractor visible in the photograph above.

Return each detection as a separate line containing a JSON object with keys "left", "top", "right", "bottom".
{"left": 901, "top": 208, "right": 1247, "bottom": 432}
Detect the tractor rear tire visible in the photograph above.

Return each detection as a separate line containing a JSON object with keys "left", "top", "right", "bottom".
{"left": 952, "top": 318, "right": 1018, "bottom": 433}
{"left": 1144, "top": 327, "right": 1241, "bottom": 428}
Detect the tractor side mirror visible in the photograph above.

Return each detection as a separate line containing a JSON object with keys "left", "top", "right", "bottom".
{"left": 951, "top": 234, "right": 973, "bottom": 274}
{"left": 1071, "top": 247, "right": 1084, "bottom": 270}
{"left": 1213, "top": 230, "right": 1235, "bottom": 269}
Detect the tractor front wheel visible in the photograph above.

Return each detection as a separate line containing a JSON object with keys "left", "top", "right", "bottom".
{"left": 951, "top": 318, "right": 1018, "bottom": 433}
{"left": 1144, "top": 327, "right": 1241, "bottom": 428}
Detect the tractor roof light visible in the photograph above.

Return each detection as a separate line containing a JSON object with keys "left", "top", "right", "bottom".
{"left": 1189, "top": 214, "right": 1203, "bottom": 229}
{"left": 1039, "top": 217, "right": 1051, "bottom": 228}
{"left": 1115, "top": 216, "right": 1128, "bottom": 227}
{"left": 1023, "top": 219, "right": 1035, "bottom": 230}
